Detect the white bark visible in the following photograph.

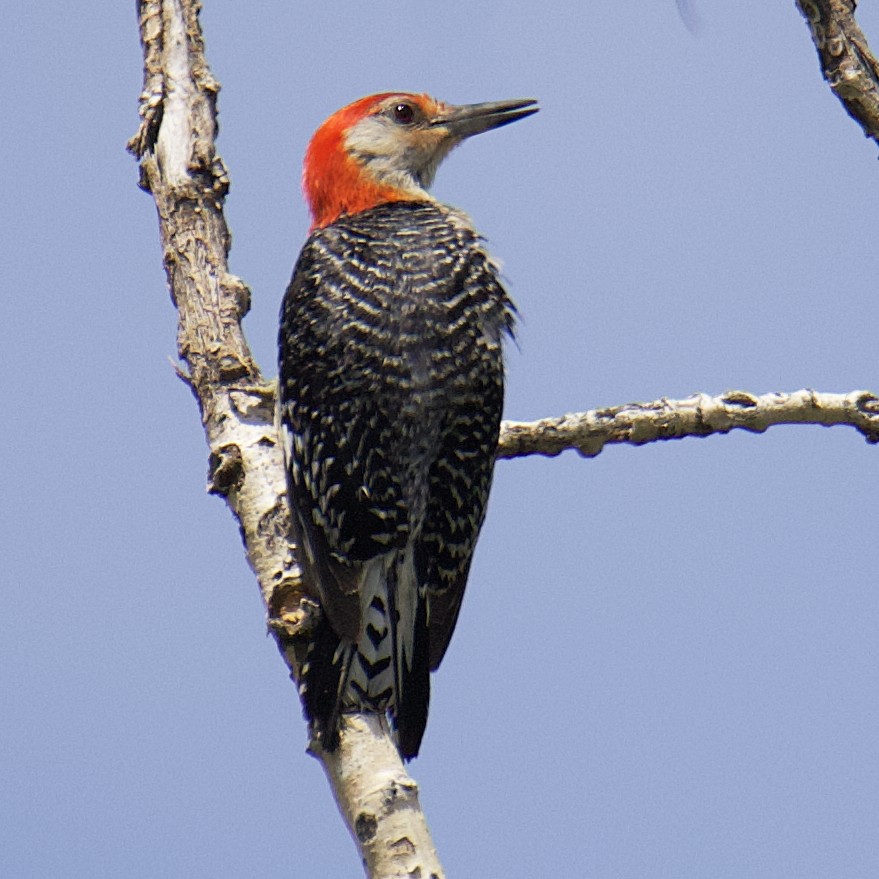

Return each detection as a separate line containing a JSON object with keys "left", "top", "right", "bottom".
{"left": 318, "top": 715, "right": 444, "bottom": 879}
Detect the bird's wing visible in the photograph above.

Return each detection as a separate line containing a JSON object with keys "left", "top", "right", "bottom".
{"left": 277, "top": 233, "right": 409, "bottom": 640}
{"left": 420, "top": 247, "right": 511, "bottom": 671}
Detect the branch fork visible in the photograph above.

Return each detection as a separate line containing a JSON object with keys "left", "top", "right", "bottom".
{"left": 131, "top": 1, "right": 878, "bottom": 874}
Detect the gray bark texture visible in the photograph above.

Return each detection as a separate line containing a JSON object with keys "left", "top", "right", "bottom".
{"left": 796, "top": 0, "right": 879, "bottom": 147}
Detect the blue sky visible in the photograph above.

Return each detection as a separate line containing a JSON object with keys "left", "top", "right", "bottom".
{"left": 3, "top": 2, "right": 878, "bottom": 877}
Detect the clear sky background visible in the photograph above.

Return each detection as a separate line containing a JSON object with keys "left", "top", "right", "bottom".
{"left": 3, "top": 2, "right": 878, "bottom": 877}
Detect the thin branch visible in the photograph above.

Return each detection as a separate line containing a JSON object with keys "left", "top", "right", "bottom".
{"left": 796, "top": 0, "right": 879, "bottom": 147}
{"left": 498, "top": 389, "right": 879, "bottom": 459}
{"left": 129, "top": 2, "right": 443, "bottom": 877}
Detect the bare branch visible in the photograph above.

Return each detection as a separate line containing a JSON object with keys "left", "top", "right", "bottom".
{"left": 129, "top": 0, "right": 310, "bottom": 664}
{"left": 129, "top": 2, "right": 444, "bottom": 876}
{"left": 796, "top": 0, "right": 879, "bottom": 147}
{"left": 130, "top": 2, "right": 876, "bottom": 874}
{"left": 317, "top": 716, "right": 444, "bottom": 879}
{"left": 498, "top": 389, "right": 879, "bottom": 459}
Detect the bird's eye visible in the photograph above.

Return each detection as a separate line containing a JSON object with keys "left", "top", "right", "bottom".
{"left": 392, "top": 103, "right": 416, "bottom": 125}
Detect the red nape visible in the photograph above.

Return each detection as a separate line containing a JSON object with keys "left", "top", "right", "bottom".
{"left": 302, "top": 93, "right": 432, "bottom": 230}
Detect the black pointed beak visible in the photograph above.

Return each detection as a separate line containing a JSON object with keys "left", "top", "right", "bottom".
{"left": 433, "top": 98, "right": 539, "bottom": 140}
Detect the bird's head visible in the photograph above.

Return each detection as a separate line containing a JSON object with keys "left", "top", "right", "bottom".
{"left": 303, "top": 92, "right": 538, "bottom": 229}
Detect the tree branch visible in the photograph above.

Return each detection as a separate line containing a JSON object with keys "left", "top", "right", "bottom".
{"left": 796, "top": 0, "right": 879, "bottom": 147}
{"left": 129, "top": 2, "right": 442, "bottom": 877}
{"left": 129, "top": 2, "right": 877, "bottom": 875}
{"left": 498, "top": 389, "right": 879, "bottom": 459}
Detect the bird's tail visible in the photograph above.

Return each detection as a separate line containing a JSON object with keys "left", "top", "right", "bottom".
{"left": 300, "top": 549, "right": 431, "bottom": 759}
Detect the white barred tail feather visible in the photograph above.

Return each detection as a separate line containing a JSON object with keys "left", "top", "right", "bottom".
{"left": 298, "top": 549, "right": 430, "bottom": 759}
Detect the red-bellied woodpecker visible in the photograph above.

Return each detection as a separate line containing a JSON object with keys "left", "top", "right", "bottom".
{"left": 278, "top": 92, "right": 537, "bottom": 759}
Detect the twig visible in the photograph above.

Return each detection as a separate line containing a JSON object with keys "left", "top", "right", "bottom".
{"left": 796, "top": 0, "right": 879, "bottom": 147}
{"left": 498, "top": 389, "right": 879, "bottom": 459}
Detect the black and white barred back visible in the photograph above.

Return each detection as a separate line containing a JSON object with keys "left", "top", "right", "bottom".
{"left": 278, "top": 200, "right": 515, "bottom": 759}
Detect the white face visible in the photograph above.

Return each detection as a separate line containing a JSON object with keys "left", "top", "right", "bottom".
{"left": 343, "top": 98, "right": 458, "bottom": 195}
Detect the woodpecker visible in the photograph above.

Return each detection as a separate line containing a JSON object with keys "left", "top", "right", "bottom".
{"left": 278, "top": 92, "right": 537, "bottom": 759}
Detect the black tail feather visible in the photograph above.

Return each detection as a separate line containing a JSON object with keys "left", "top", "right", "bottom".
{"left": 300, "top": 568, "right": 431, "bottom": 760}
{"left": 391, "top": 587, "right": 431, "bottom": 760}
{"left": 300, "top": 612, "right": 350, "bottom": 753}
